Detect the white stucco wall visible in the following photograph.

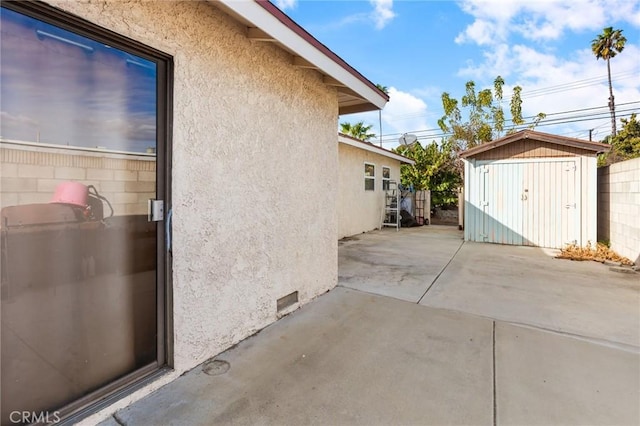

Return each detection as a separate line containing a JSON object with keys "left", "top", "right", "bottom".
{"left": 43, "top": 1, "right": 339, "bottom": 422}
{"left": 338, "top": 143, "right": 402, "bottom": 239}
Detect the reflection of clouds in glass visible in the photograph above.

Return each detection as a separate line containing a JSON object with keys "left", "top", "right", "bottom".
{"left": 73, "top": 113, "right": 156, "bottom": 148}
{"left": 128, "top": 120, "right": 157, "bottom": 142}
{"left": 0, "top": 7, "right": 157, "bottom": 152}
{"left": 0, "top": 111, "right": 39, "bottom": 130}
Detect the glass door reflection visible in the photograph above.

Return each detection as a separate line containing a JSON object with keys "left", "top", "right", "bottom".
{"left": 1, "top": 5, "right": 160, "bottom": 423}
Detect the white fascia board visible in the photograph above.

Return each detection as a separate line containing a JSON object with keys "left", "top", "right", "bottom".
{"left": 218, "top": 0, "right": 387, "bottom": 110}
{"left": 338, "top": 135, "right": 415, "bottom": 165}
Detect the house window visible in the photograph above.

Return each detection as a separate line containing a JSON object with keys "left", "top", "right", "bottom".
{"left": 364, "top": 163, "right": 375, "bottom": 191}
{"left": 382, "top": 166, "right": 391, "bottom": 190}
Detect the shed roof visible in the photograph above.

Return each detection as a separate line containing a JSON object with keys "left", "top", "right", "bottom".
{"left": 213, "top": 1, "right": 388, "bottom": 115}
{"left": 459, "top": 129, "right": 611, "bottom": 159}
{"left": 338, "top": 133, "right": 415, "bottom": 165}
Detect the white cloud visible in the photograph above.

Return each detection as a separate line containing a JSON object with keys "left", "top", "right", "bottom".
{"left": 452, "top": 0, "right": 640, "bottom": 138}
{"left": 455, "top": 0, "right": 640, "bottom": 45}
{"left": 382, "top": 87, "right": 429, "bottom": 135}
{"left": 370, "top": 0, "right": 396, "bottom": 30}
{"left": 519, "top": 46, "right": 640, "bottom": 138}
{"left": 454, "top": 0, "right": 523, "bottom": 44}
{"left": 321, "top": 0, "right": 396, "bottom": 31}
{"left": 274, "top": 0, "right": 297, "bottom": 12}
{"left": 458, "top": 44, "right": 512, "bottom": 79}
{"left": 454, "top": 19, "right": 498, "bottom": 45}
{"left": 340, "top": 87, "right": 431, "bottom": 147}
{"left": 456, "top": 41, "right": 640, "bottom": 139}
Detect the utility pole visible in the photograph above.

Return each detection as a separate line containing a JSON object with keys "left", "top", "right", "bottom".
{"left": 379, "top": 109, "right": 383, "bottom": 147}
{"left": 589, "top": 129, "right": 593, "bottom": 141}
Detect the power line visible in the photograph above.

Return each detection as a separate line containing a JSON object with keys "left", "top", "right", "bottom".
{"left": 527, "top": 100, "right": 640, "bottom": 118}
{"left": 375, "top": 69, "right": 639, "bottom": 122}
{"left": 520, "top": 70, "right": 639, "bottom": 98}
{"left": 377, "top": 110, "right": 638, "bottom": 146}
{"left": 378, "top": 100, "right": 640, "bottom": 140}
{"left": 536, "top": 112, "right": 636, "bottom": 127}
{"left": 534, "top": 107, "right": 638, "bottom": 125}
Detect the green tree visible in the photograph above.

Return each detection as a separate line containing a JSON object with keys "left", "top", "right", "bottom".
{"left": 340, "top": 121, "right": 376, "bottom": 141}
{"left": 375, "top": 84, "right": 389, "bottom": 95}
{"left": 614, "top": 113, "right": 640, "bottom": 158}
{"left": 437, "top": 76, "right": 545, "bottom": 152}
{"left": 599, "top": 113, "right": 640, "bottom": 166}
{"left": 592, "top": 27, "right": 627, "bottom": 137}
{"left": 394, "top": 140, "right": 462, "bottom": 207}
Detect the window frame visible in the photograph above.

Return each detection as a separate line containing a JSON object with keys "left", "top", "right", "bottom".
{"left": 364, "top": 162, "right": 375, "bottom": 191}
{"left": 0, "top": 1, "right": 174, "bottom": 423}
{"left": 382, "top": 166, "right": 391, "bottom": 191}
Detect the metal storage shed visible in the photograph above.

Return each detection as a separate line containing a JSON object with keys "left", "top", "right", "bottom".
{"left": 461, "top": 130, "right": 610, "bottom": 248}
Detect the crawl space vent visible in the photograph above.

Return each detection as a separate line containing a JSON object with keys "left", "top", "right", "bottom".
{"left": 277, "top": 291, "right": 298, "bottom": 313}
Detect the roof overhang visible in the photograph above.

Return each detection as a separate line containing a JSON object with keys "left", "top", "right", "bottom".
{"left": 459, "top": 129, "right": 611, "bottom": 158}
{"left": 338, "top": 133, "right": 415, "bottom": 165}
{"left": 212, "top": 0, "right": 388, "bottom": 115}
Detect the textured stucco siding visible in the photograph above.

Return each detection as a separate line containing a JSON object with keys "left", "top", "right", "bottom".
{"left": 597, "top": 157, "right": 640, "bottom": 264}
{"left": 44, "top": 1, "right": 340, "bottom": 421}
{"left": 338, "top": 143, "right": 401, "bottom": 239}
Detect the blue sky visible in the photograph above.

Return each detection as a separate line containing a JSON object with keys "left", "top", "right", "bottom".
{"left": 278, "top": 0, "right": 640, "bottom": 147}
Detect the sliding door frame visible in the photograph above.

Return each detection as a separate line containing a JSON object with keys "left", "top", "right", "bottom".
{"left": 0, "top": 1, "right": 174, "bottom": 423}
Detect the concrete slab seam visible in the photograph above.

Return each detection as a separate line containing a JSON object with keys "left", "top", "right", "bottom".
{"left": 492, "top": 321, "right": 497, "bottom": 426}
{"left": 417, "top": 240, "right": 465, "bottom": 304}
{"left": 419, "top": 304, "right": 640, "bottom": 353}
{"left": 336, "top": 285, "right": 411, "bottom": 302}
{"left": 499, "top": 320, "right": 640, "bottom": 354}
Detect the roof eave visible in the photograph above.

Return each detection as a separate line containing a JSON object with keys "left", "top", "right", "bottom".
{"left": 213, "top": 0, "right": 388, "bottom": 114}
{"left": 338, "top": 133, "right": 415, "bottom": 165}
{"left": 460, "top": 130, "right": 612, "bottom": 158}
{"left": 339, "top": 103, "right": 380, "bottom": 115}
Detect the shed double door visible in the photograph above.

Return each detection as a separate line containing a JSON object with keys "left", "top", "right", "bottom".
{"left": 477, "top": 158, "right": 580, "bottom": 248}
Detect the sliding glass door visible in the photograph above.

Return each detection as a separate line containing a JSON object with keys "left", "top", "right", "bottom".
{"left": 0, "top": 3, "right": 171, "bottom": 423}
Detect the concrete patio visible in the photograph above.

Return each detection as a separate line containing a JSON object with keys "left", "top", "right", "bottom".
{"left": 100, "top": 226, "right": 640, "bottom": 426}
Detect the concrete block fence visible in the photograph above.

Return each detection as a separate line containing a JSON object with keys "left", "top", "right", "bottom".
{"left": 597, "top": 157, "right": 640, "bottom": 265}
{"left": 0, "top": 140, "right": 156, "bottom": 216}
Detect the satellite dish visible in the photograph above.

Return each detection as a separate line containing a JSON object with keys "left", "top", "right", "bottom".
{"left": 399, "top": 133, "right": 417, "bottom": 146}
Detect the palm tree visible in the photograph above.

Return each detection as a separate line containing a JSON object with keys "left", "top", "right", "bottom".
{"left": 340, "top": 121, "right": 376, "bottom": 141}
{"left": 592, "top": 27, "right": 627, "bottom": 137}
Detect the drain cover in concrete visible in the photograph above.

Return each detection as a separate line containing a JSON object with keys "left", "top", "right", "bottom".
{"left": 202, "top": 359, "right": 230, "bottom": 376}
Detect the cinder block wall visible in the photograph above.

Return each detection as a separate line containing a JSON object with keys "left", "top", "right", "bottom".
{"left": 0, "top": 141, "right": 156, "bottom": 215}
{"left": 597, "top": 157, "right": 640, "bottom": 265}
